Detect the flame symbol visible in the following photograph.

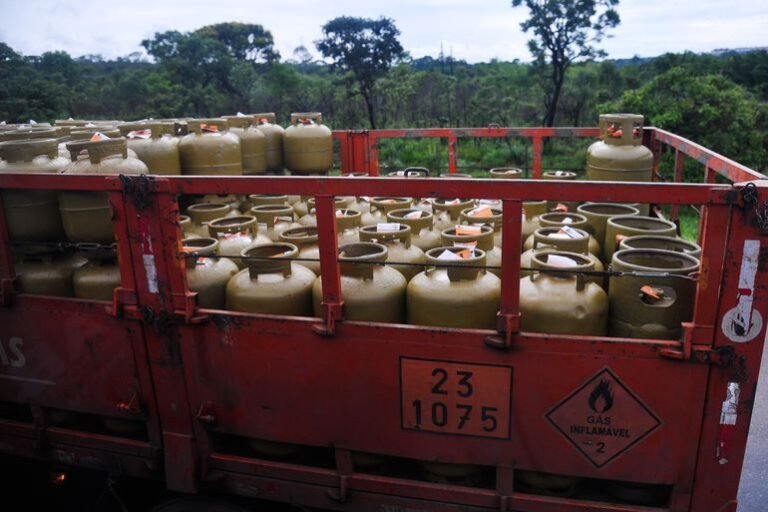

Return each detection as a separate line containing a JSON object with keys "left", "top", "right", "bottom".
{"left": 588, "top": 380, "right": 614, "bottom": 414}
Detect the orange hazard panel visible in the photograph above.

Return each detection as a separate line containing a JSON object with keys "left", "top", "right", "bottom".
{"left": 399, "top": 357, "right": 512, "bottom": 439}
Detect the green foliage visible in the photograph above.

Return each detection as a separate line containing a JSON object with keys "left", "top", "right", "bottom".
{"left": 316, "top": 16, "right": 407, "bottom": 128}
{"left": 607, "top": 66, "right": 768, "bottom": 174}
{"left": 511, "top": 0, "right": 621, "bottom": 127}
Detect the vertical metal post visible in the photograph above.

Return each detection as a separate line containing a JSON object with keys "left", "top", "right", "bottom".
{"left": 670, "top": 149, "right": 685, "bottom": 223}
{"left": 531, "top": 136, "right": 543, "bottom": 178}
{"left": 447, "top": 134, "right": 458, "bottom": 174}
{"left": 0, "top": 193, "right": 16, "bottom": 305}
{"left": 368, "top": 133, "right": 380, "bottom": 176}
{"left": 487, "top": 198, "right": 522, "bottom": 348}
{"left": 313, "top": 195, "right": 343, "bottom": 336}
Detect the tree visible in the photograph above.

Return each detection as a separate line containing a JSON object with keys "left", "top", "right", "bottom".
{"left": 511, "top": 0, "right": 620, "bottom": 126}
{"left": 194, "top": 23, "right": 279, "bottom": 63}
{"left": 316, "top": 16, "right": 407, "bottom": 128}
{"left": 609, "top": 67, "right": 768, "bottom": 175}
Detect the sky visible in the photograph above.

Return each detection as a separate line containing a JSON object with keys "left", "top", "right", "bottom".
{"left": 0, "top": 0, "right": 766, "bottom": 63}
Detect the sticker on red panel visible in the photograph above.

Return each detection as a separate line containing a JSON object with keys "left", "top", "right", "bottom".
{"left": 400, "top": 357, "right": 512, "bottom": 439}
{"left": 546, "top": 368, "right": 661, "bottom": 468}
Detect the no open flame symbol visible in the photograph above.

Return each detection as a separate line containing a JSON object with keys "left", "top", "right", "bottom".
{"left": 588, "top": 380, "right": 614, "bottom": 414}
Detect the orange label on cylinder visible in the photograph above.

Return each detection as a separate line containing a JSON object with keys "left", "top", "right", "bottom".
{"left": 400, "top": 357, "right": 512, "bottom": 439}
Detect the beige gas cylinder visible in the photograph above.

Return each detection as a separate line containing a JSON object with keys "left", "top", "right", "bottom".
{"left": 387, "top": 208, "right": 441, "bottom": 251}
{"left": 312, "top": 243, "right": 406, "bottom": 323}
{"left": 526, "top": 212, "right": 600, "bottom": 257}
{"left": 361, "top": 197, "right": 413, "bottom": 226}
{"left": 431, "top": 198, "right": 475, "bottom": 232}
{"left": 609, "top": 248, "right": 699, "bottom": 340}
{"left": 72, "top": 244, "right": 121, "bottom": 301}
{"left": 252, "top": 113, "right": 285, "bottom": 173}
{"left": 460, "top": 205, "right": 502, "bottom": 249}
{"left": 489, "top": 167, "right": 523, "bottom": 179}
{"left": 14, "top": 249, "right": 86, "bottom": 297}
{"left": 279, "top": 226, "right": 320, "bottom": 275}
{"left": 586, "top": 114, "right": 653, "bottom": 215}
{"left": 245, "top": 194, "right": 290, "bottom": 212}
{"left": 541, "top": 170, "right": 579, "bottom": 212}
{"left": 297, "top": 197, "right": 347, "bottom": 227}
{"left": 250, "top": 204, "right": 300, "bottom": 241}
{"left": 603, "top": 215, "right": 677, "bottom": 262}
{"left": 58, "top": 138, "right": 148, "bottom": 243}
{"left": 441, "top": 225, "right": 501, "bottom": 278}
{"left": 407, "top": 247, "right": 500, "bottom": 329}
{"left": 178, "top": 215, "right": 199, "bottom": 239}
{"left": 387, "top": 166, "right": 430, "bottom": 178}
{"left": 118, "top": 122, "right": 181, "bottom": 175}
{"left": 283, "top": 112, "right": 332, "bottom": 175}
{"left": 0, "top": 138, "right": 68, "bottom": 241}
{"left": 207, "top": 215, "right": 270, "bottom": 269}
{"left": 226, "top": 243, "right": 315, "bottom": 315}
{"left": 191, "top": 194, "right": 242, "bottom": 216}
{"left": 182, "top": 237, "right": 238, "bottom": 309}
{"left": 576, "top": 203, "right": 640, "bottom": 258}
{"left": 222, "top": 115, "right": 267, "bottom": 175}
{"left": 335, "top": 209, "right": 362, "bottom": 246}
{"left": 521, "top": 200, "right": 548, "bottom": 249}
{"left": 520, "top": 251, "right": 608, "bottom": 335}
{"left": 358, "top": 224, "right": 426, "bottom": 281}
{"left": 619, "top": 235, "right": 701, "bottom": 260}
{"left": 520, "top": 227, "right": 605, "bottom": 287}
{"left": 185, "top": 203, "right": 232, "bottom": 238}
{"left": 179, "top": 119, "right": 242, "bottom": 175}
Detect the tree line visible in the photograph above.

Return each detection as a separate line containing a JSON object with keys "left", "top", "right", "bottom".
{"left": 0, "top": 18, "right": 767, "bottom": 172}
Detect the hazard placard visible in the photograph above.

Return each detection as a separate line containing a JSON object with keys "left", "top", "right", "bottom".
{"left": 546, "top": 368, "right": 662, "bottom": 468}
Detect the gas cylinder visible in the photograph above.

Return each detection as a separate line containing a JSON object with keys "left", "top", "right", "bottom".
{"left": 283, "top": 112, "right": 332, "bottom": 175}
{"left": 279, "top": 226, "right": 320, "bottom": 275}
{"left": 312, "top": 243, "right": 406, "bottom": 323}
{"left": 192, "top": 194, "right": 242, "bottom": 215}
{"left": 246, "top": 194, "right": 290, "bottom": 211}
{"left": 250, "top": 204, "right": 300, "bottom": 241}
{"left": 58, "top": 138, "right": 148, "bottom": 243}
{"left": 69, "top": 127, "right": 140, "bottom": 158}
{"left": 431, "top": 198, "right": 474, "bottom": 232}
{"left": 182, "top": 237, "right": 238, "bottom": 309}
{"left": 14, "top": 249, "right": 86, "bottom": 297}
{"left": 335, "top": 209, "right": 362, "bottom": 246}
{"left": 252, "top": 113, "right": 285, "bottom": 173}
{"left": 526, "top": 212, "right": 600, "bottom": 257}
{"left": 178, "top": 215, "right": 199, "bottom": 239}
{"left": 541, "top": 170, "right": 579, "bottom": 212}
{"left": 0, "top": 126, "right": 69, "bottom": 158}
{"left": 520, "top": 251, "right": 608, "bottom": 335}
{"left": 609, "top": 249, "right": 699, "bottom": 339}
{"left": 362, "top": 197, "right": 414, "bottom": 226}
{"left": 179, "top": 119, "right": 242, "bottom": 175}
{"left": 207, "top": 215, "right": 270, "bottom": 269}
{"left": 441, "top": 225, "right": 501, "bottom": 278}
{"left": 0, "top": 138, "right": 68, "bottom": 241}
{"left": 293, "top": 196, "right": 310, "bottom": 218}
{"left": 348, "top": 195, "right": 372, "bottom": 214}
{"left": 489, "top": 167, "right": 523, "bottom": 179}
{"left": 516, "top": 471, "right": 580, "bottom": 497}
{"left": 387, "top": 208, "right": 441, "bottom": 251}
{"left": 222, "top": 115, "right": 267, "bottom": 175}
{"left": 387, "top": 166, "right": 430, "bottom": 178}
{"left": 298, "top": 197, "right": 347, "bottom": 227}
{"left": 418, "top": 461, "right": 483, "bottom": 485}
{"left": 358, "top": 224, "right": 425, "bottom": 281}
{"left": 407, "top": 246, "right": 500, "bottom": 329}
{"left": 603, "top": 215, "right": 677, "bottom": 262}
{"left": 118, "top": 122, "right": 181, "bottom": 175}
{"left": 460, "top": 205, "right": 503, "bottom": 249}
{"left": 576, "top": 203, "right": 640, "bottom": 257}
{"left": 619, "top": 235, "right": 701, "bottom": 260}
{"left": 72, "top": 244, "right": 121, "bottom": 301}
{"left": 186, "top": 203, "right": 232, "bottom": 237}
{"left": 226, "top": 243, "right": 315, "bottom": 316}
{"left": 521, "top": 200, "right": 548, "bottom": 248}
{"left": 520, "top": 227, "right": 605, "bottom": 287}
{"left": 586, "top": 114, "right": 652, "bottom": 214}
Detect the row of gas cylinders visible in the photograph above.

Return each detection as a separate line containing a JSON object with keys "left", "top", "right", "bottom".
{"left": 0, "top": 112, "right": 333, "bottom": 176}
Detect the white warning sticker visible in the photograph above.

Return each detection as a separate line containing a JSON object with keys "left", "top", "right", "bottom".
{"left": 722, "top": 240, "right": 762, "bottom": 343}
